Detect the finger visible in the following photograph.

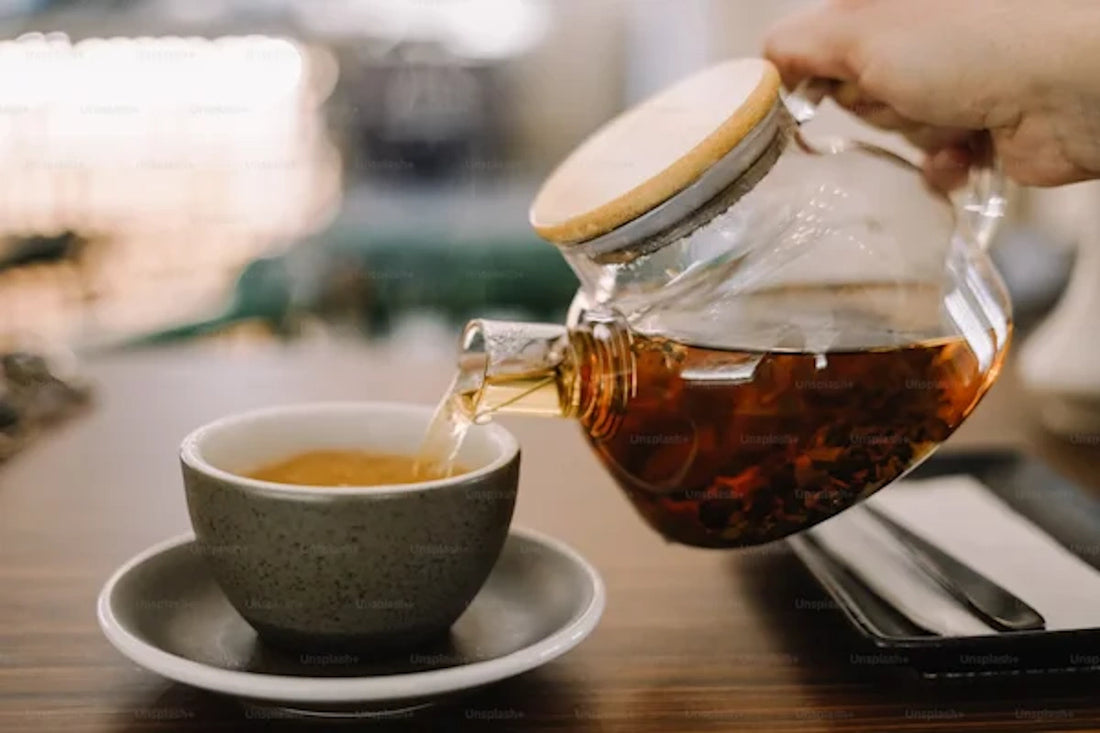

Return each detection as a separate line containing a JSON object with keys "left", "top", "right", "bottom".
{"left": 832, "top": 83, "right": 977, "bottom": 152}
{"left": 763, "top": 4, "right": 860, "bottom": 89}
{"left": 832, "top": 82, "right": 913, "bottom": 129}
{"left": 902, "top": 125, "right": 976, "bottom": 153}
{"left": 923, "top": 146, "right": 974, "bottom": 193}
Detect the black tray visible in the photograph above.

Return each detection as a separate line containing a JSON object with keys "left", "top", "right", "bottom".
{"left": 788, "top": 450, "right": 1100, "bottom": 679}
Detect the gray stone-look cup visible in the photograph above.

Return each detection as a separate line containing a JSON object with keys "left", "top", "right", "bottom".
{"left": 179, "top": 402, "right": 520, "bottom": 654}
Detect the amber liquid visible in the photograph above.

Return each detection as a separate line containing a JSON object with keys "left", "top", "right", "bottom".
{"left": 246, "top": 450, "right": 464, "bottom": 487}
{"left": 429, "top": 284, "right": 1008, "bottom": 547}
{"left": 587, "top": 334, "right": 1000, "bottom": 547}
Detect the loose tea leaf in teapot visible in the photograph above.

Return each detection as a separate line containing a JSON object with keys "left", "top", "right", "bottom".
{"left": 435, "top": 283, "right": 1005, "bottom": 548}
{"left": 588, "top": 324, "right": 997, "bottom": 547}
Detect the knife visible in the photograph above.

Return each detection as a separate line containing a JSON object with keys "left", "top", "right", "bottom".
{"left": 862, "top": 504, "right": 1046, "bottom": 632}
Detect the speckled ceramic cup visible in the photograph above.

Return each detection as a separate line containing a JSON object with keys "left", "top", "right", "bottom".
{"left": 179, "top": 402, "right": 520, "bottom": 654}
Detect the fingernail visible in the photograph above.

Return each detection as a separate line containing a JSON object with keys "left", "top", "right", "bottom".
{"left": 932, "top": 148, "right": 970, "bottom": 171}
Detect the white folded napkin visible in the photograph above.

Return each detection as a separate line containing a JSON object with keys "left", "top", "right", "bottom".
{"left": 809, "top": 475, "right": 1100, "bottom": 636}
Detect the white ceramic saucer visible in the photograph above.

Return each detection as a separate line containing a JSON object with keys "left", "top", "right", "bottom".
{"left": 97, "top": 527, "right": 604, "bottom": 719}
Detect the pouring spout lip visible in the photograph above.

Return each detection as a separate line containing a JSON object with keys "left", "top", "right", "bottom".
{"left": 456, "top": 318, "right": 574, "bottom": 419}
{"left": 457, "top": 319, "right": 491, "bottom": 416}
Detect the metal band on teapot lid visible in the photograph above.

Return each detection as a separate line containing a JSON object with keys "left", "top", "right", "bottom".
{"left": 529, "top": 58, "right": 783, "bottom": 247}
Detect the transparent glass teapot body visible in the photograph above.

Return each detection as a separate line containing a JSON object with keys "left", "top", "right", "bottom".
{"left": 458, "top": 95, "right": 1012, "bottom": 548}
{"left": 562, "top": 98, "right": 1010, "bottom": 360}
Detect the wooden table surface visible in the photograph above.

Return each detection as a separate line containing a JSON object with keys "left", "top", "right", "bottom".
{"left": 2, "top": 338, "right": 1100, "bottom": 732}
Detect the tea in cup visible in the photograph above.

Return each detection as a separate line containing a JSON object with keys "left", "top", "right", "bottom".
{"left": 179, "top": 402, "right": 520, "bottom": 653}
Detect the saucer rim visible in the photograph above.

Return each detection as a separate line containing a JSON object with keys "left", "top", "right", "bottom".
{"left": 97, "top": 526, "right": 605, "bottom": 704}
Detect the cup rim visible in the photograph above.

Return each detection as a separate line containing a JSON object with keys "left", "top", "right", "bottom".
{"left": 179, "top": 401, "right": 520, "bottom": 497}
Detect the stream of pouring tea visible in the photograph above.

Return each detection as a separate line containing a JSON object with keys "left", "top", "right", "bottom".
{"left": 414, "top": 376, "right": 474, "bottom": 478}
{"left": 415, "top": 369, "right": 560, "bottom": 477}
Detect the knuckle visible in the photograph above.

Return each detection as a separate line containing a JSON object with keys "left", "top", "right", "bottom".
{"left": 842, "top": 30, "right": 873, "bottom": 70}
{"left": 1000, "top": 157, "right": 1053, "bottom": 187}
{"left": 762, "top": 15, "right": 803, "bottom": 56}
{"left": 848, "top": 41, "right": 910, "bottom": 110}
{"left": 761, "top": 32, "right": 785, "bottom": 61}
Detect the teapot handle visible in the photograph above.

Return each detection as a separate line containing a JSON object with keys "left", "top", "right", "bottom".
{"left": 783, "top": 77, "right": 836, "bottom": 125}
{"left": 784, "top": 78, "right": 1009, "bottom": 250}
{"left": 961, "top": 143, "right": 1008, "bottom": 251}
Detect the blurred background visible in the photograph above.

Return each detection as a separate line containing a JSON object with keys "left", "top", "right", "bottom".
{"left": 0, "top": 0, "right": 1089, "bottom": 362}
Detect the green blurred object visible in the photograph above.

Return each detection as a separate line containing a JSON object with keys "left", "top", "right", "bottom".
{"left": 328, "top": 233, "right": 576, "bottom": 332}
{"left": 327, "top": 179, "right": 578, "bottom": 330}
{"left": 109, "top": 256, "right": 300, "bottom": 349}
{"left": 105, "top": 180, "right": 579, "bottom": 349}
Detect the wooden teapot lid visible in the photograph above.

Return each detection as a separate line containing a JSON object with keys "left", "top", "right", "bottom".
{"left": 530, "top": 58, "right": 782, "bottom": 245}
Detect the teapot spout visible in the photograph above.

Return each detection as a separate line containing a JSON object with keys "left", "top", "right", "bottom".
{"left": 455, "top": 319, "right": 574, "bottom": 421}
{"left": 456, "top": 314, "right": 634, "bottom": 438}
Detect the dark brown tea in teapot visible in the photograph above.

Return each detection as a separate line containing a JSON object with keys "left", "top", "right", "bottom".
{"left": 425, "top": 283, "right": 1007, "bottom": 548}
{"left": 586, "top": 332, "right": 995, "bottom": 547}
{"left": 482, "top": 57, "right": 1015, "bottom": 548}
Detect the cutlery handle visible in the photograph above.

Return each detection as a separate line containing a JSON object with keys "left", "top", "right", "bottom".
{"left": 864, "top": 505, "right": 1046, "bottom": 632}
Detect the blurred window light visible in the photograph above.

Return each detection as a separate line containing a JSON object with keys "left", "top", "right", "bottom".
{"left": 0, "top": 33, "right": 343, "bottom": 346}
{"left": 295, "top": 0, "right": 414, "bottom": 48}
{"left": 295, "top": 0, "right": 551, "bottom": 60}
{"left": 0, "top": 33, "right": 335, "bottom": 238}
{"left": 432, "top": 0, "right": 551, "bottom": 60}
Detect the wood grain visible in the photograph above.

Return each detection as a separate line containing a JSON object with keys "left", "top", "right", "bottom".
{"left": 529, "top": 58, "right": 781, "bottom": 244}
{"left": 1, "top": 339, "right": 1099, "bottom": 732}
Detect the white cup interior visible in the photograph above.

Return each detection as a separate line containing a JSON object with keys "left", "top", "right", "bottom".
{"left": 180, "top": 402, "right": 519, "bottom": 494}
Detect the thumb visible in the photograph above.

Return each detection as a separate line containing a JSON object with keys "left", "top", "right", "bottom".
{"left": 923, "top": 146, "right": 974, "bottom": 194}
{"left": 763, "top": 4, "right": 860, "bottom": 89}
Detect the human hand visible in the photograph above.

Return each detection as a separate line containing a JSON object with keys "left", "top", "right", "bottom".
{"left": 764, "top": 0, "right": 1100, "bottom": 188}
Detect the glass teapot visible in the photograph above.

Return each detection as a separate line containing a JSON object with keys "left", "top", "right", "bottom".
{"left": 450, "top": 58, "right": 1012, "bottom": 548}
